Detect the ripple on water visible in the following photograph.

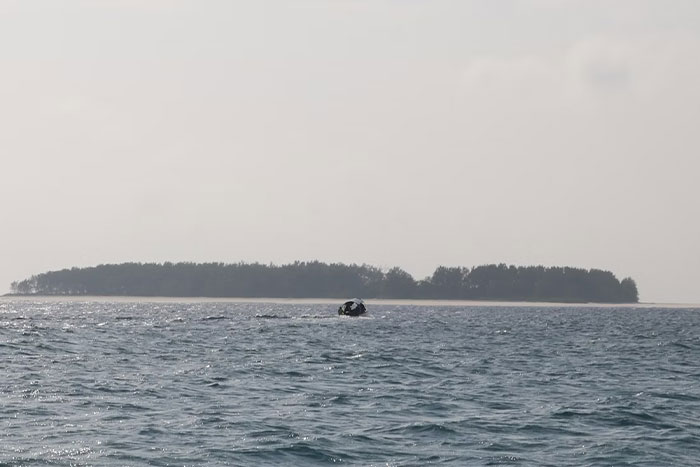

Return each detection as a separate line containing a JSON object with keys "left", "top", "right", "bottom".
{"left": 1, "top": 301, "right": 700, "bottom": 465}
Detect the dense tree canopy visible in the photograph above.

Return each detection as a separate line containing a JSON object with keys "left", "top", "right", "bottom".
{"left": 10, "top": 261, "right": 639, "bottom": 303}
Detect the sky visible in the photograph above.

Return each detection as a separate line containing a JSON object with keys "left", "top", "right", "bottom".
{"left": 1, "top": 0, "right": 699, "bottom": 303}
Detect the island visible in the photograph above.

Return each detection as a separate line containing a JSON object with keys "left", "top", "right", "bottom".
{"left": 9, "top": 261, "right": 639, "bottom": 303}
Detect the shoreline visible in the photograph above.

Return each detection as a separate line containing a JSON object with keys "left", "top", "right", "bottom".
{"left": 1, "top": 295, "right": 698, "bottom": 309}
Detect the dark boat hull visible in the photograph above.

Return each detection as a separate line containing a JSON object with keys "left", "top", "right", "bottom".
{"left": 338, "top": 299, "right": 367, "bottom": 316}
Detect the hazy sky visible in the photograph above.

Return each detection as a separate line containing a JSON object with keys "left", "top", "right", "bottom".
{"left": 2, "top": 0, "right": 699, "bottom": 303}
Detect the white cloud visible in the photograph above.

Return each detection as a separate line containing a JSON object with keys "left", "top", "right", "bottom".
{"left": 461, "top": 31, "right": 700, "bottom": 109}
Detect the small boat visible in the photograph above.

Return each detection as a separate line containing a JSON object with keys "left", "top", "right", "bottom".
{"left": 338, "top": 298, "right": 366, "bottom": 316}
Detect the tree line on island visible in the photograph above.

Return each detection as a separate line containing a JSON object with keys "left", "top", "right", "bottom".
{"left": 10, "top": 261, "right": 639, "bottom": 303}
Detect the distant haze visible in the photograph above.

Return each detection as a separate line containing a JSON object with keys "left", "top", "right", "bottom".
{"left": 2, "top": 1, "right": 699, "bottom": 303}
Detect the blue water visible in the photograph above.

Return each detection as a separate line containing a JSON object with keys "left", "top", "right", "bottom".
{"left": 1, "top": 300, "right": 700, "bottom": 466}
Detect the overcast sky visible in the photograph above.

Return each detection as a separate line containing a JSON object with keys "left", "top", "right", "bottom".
{"left": 2, "top": 0, "right": 699, "bottom": 303}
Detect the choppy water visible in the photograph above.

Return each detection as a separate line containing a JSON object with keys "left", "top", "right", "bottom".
{"left": 1, "top": 299, "right": 700, "bottom": 466}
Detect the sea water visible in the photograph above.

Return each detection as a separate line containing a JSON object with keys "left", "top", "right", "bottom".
{"left": 1, "top": 299, "right": 699, "bottom": 466}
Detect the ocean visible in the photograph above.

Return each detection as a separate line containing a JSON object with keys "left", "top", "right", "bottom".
{"left": 1, "top": 298, "right": 699, "bottom": 466}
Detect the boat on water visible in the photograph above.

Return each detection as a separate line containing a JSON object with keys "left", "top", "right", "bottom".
{"left": 338, "top": 298, "right": 366, "bottom": 316}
